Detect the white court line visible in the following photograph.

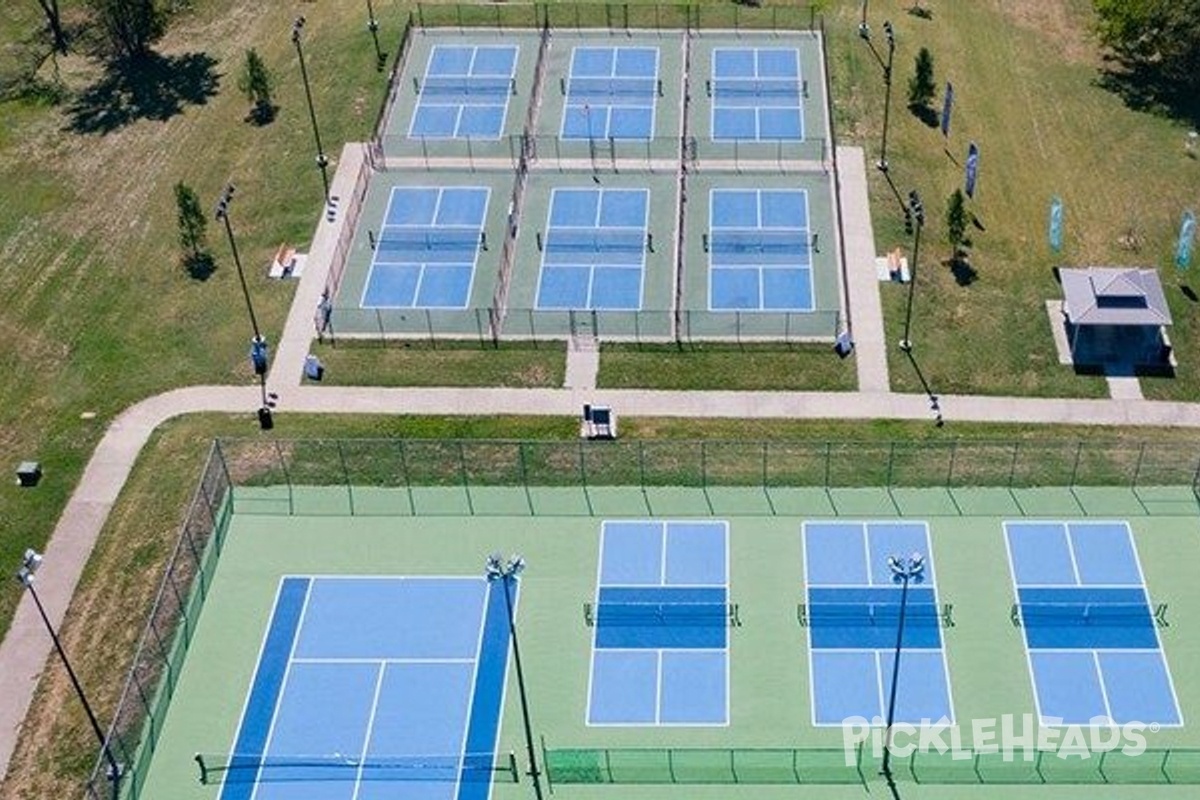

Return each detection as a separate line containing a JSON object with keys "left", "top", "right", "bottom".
{"left": 659, "top": 519, "right": 669, "bottom": 585}
{"left": 1091, "top": 651, "right": 1116, "bottom": 725}
{"left": 1002, "top": 522, "right": 1048, "bottom": 727}
{"left": 350, "top": 663, "right": 387, "bottom": 800}
{"left": 291, "top": 657, "right": 475, "bottom": 665}
{"left": 654, "top": 650, "right": 664, "bottom": 725}
{"left": 453, "top": 579, "right": 491, "bottom": 800}
{"left": 250, "top": 581, "right": 315, "bottom": 800}
{"left": 1062, "top": 522, "right": 1084, "bottom": 585}
{"left": 217, "top": 578, "right": 302, "bottom": 794}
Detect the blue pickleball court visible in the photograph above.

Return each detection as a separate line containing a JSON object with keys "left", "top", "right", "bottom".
{"left": 708, "top": 188, "right": 813, "bottom": 311}
{"left": 409, "top": 45, "right": 517, "bottom": 140}
{"left": 1005, "top": 521, "right": 1182, "bottom": 726}
{"left": 802, "top": 521, "right": 954, "bottom": 726}
{"left": 560, "top": 46, "right": 659, "bottom": 140}
{"left": 216, "top": 576, "right": 513, "bottom": 800}
{"left": 361, "top": 186, "right": 489, "bottom": 309}
{"left": 587, "top": 520, "right": 730, "bottom": 726}
{"left": 535, "top": 187, "right": 648, "bottom": 310}
{"left": 710, "top": 47, "right": 805, "bottom": 141}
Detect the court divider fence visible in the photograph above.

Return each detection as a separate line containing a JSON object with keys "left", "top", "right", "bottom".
{"left": 542, "top": 743, "right": 1200, "bottom": 786}
{"left": 83, "top": 444, "right": 233, "bottom": 800}
{"left": 85, "top": 436, "right": 1200, "bottom": 797}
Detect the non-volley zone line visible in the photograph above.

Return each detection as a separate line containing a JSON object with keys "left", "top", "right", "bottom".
{"left": 211, "top": 576, "right": 514, "bottom": 800}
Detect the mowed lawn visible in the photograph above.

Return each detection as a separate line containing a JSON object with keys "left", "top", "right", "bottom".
{"left": 0, "top": 0, "right": 403, "bottom": 636}
{"left": 827, "top": 0, "right": 1199, "bottom": 398}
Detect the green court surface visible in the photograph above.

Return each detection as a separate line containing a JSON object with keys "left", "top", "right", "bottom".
{"left": 136, "top": 484, "right": 1200, "bottom": 800}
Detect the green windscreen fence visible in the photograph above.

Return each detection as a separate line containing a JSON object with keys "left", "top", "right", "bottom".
{"left": 544, "top": 746, "right": 867, "bottom": 786}
{"left": 545, "top": 746, "right": 1200, "bottom": 786}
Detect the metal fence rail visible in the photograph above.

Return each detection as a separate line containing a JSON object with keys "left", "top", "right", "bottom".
{"left": 412, "top": 2, "right": 822, "bottom": 34}
{"left": 83, "top": 444, "right": 233, "bottom": 800}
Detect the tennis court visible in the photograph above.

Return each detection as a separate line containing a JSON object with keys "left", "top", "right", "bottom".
{"left": 706, "top": 188, "right": 813, "bottom": 311}
{"left": 560, "top": 46, "right": 659, "bottom": 140}
{"left": 587, "top": 521, "right": 730, "bottom": 726}
{"left": 410, "top": 45, "right": 519, "bottom": 140}
{"left": 802, "top": 521, "right": 954, "bottom": 726}
{"left": 535, "top": 188, "right": 649, "bottom": 310}
{"left": 211, "top": 576, "right": 512, "bottom": 800}
{"left": 1005, "top": 521, "right": 1182, "bottom": 726}
{"left": 362, "top": 186, "right": 490, "bottom": 308}
{"left": 709, "top": 47, "right": 805, "bottom": 141}
{"left": 131, "top": 472, "right": 1200, "bottom": 800}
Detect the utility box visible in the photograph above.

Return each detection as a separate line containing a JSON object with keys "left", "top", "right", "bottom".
{"left": 16, "top": 461, "right": 42, "bottom": 487}
{"left": 580, "top": 405, "right": 617, "bottom": 440}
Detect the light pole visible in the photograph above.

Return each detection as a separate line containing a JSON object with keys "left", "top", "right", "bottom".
{"left": 858, "top": 0, "right": 870, "bottom": 39}
{"left": 291, "top": 16, "right": 331, "bottom": 203}
{"left": 16, "top": 549, "right": 122, "bottom": 798}
{"left": 877, "top": 21, "right": 896, "bottom": 172}
{"left": 215, "top": 185, "right": 273, "bottom": 429}
{"left": 899, "top": 189, "right": 924, "bottom": 352}
{"left": 880, "top": 552, "right": 926, "bottom": 784}
{"left": 485, "top": 554, "right": 544, "bottom": 800}
{"left": 365, "top": 0, "right": 384, "bottom": 71}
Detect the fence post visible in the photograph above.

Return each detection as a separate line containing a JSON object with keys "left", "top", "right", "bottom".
{"left": 337, "top": 440, "right": 354, "bottom": 515}
{"left": 273, "top": 440, "right": 294, "bottom": 515}
{"left": 579, "top": 440, "right": 594, "bottom": 516}
{"left": 1131, "top": 441, "right": 1147, "bottom": 487}
{"left": 397, "top": 439, "right": 416, "bottom": 515}
{"left": 458, "top": 441, "right": 474, "bottom": 515}
{"left": 518, "top": 442, "right": 534, "bottom": 515}
{"left": 1069, "top": 440, "right": 1083, "bottom": 486}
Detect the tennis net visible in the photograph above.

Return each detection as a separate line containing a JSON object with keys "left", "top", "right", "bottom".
{"left": 544, "top": 228, "right": 646, "bottom": 254}
{"left": 585, "top": 601, "right": 736, "bottom": 627}
{"left": 194, "top": 751, "right": 518, "bottom": 785}
{"left": 1013, "top": 602, "right": 1154, "bottom": 626}
{"left": 799, "top": 602, "right": 945, "bottom": 628}
{"left": 565, "top": 76, "right": 660, "bottom": 99}
{"left": 708, "top": 78, "right": 802, "bottom": 98}
{"left": 418, "top": 76, "right": 512, "bottom": 98}
{"left": 708, "top": 230, "right": 809, "bottom": 255}
{"left": 377, "top": 229, "right": 483, "bottom": 253}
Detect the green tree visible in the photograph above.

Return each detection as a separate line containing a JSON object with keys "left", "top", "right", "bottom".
{"left": 88, "top": 0, "right": 164, "bottom": 61}
{"left": 908, "top": 47, "right": 936, "bottom": 107}
{"left": 946, "top": 189, "right": 967, "bottom": 258}
{"left": 1094, "top": 0, "right": 1200, "bottom": 95}
{"left": 175, "top": 181, "right": 212, "bottom": 279}
{"left": 237, "top": 48, "right": 275, "bottom": 124}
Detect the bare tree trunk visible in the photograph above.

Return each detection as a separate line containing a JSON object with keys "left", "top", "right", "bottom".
{"left": 35, "top": 0, "right": 69, "bottom": 54}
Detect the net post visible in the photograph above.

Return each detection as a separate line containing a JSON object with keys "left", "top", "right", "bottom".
{"left": 194, "top": 753, "right": 208, "bottom": 785}
{"left": 540, "top": 737, "right": 555, "bottom": 793}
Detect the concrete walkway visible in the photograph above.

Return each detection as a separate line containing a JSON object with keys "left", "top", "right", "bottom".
{"left": 837, "top": 147, "right": 890, "bottom": 393}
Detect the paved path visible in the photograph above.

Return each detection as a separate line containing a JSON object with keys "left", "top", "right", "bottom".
{"left": 837, "top": 147, "right": 890, "bottom": 392}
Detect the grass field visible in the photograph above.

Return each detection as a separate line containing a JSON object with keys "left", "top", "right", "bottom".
{"left": 833, "top": 0, "right": 1200, "bottom": 398}
{"left": 308, "top": 341, "right": 567, "bottom": 388}
{"left": 598, "top": 343, "right": 858, "bottom": 390}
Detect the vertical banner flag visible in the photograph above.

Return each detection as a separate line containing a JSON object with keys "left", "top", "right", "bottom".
{"left": 940, "top": 82, "right": 954, "bottom": 138}
{"left": 965, "top": 142, "right": 980, "bottom": 198}
{"left": 1049, "top": 197, "right": 1064, "bottom": 253}
{"left": 1177, "top": 210, "right": 1196, "bottom": 270}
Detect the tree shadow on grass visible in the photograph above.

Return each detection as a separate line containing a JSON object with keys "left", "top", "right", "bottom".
{"left": 65, "top": 51, "right": 220, "bottom": 135}
{"left": 183, "top": 251, "right": 216, "bottom": 281}
{"left": 908, "top": 103, "right": 939, "bottom": 128}
{"left": 245, "top": 102, "right": 278, "bottom": 126}
{"left": 945, "top": 255, "right": 978, "bottom": 286}
{"left": 1095, "top": 58, "right": 1200, "bottom": 129}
